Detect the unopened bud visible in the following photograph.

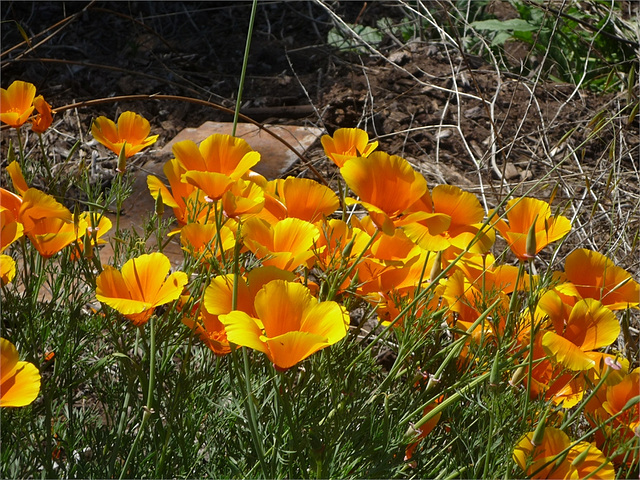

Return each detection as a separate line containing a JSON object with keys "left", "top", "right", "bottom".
{"left": 117, "top": 142, "right": 127, "bottom": 174}
{"left": 509, "top": 366, "right": 526, "bottom": 387}
{"left": 525, "top": 215, "right": 539, "bottom": 260}
{"left": 429, "top": 250, "right": 443, "bottom": 283}
{"left": 341, "top": 236, "right": 356, "bottom": 259}
{"left": 489, "top": 353, "right": 501, "bottom": 387}
{"left": 571, "top": 444, "right": 591, "bottom": 466}
{"left": 530, "top": 409, "right": 549, "bottom": 447}
{"left": 155, "top": 190, "right": 165, "bottom": 217}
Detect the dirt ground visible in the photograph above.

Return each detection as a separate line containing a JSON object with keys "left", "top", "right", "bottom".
{"left": 1, "top": 1, "right": 638, "bottom": 275}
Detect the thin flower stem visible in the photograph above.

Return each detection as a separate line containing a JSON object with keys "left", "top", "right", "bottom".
{"left": 15, "top": 127, "right": 25, "bottom": 165}
{"left": 522, "top": 259, "right": 537, "bottom": 425}
{"left": 109, "top": 327, "right": 140, "bottom": 476}
{"left": 37, "top": 133, "right": 54, "bottom": 185}
{"left": 232, "top": 0, "right": 258, "bottom": 137}
{"left": 119, "top": 317, "right": 156, "bottom": 480}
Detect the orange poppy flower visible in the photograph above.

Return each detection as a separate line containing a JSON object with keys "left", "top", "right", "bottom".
{"left": 179, "top": 222, "right": 236, "bottom": 262}
{"left": 0, "top": 80, "right": 36, "bottom": 128}
{"left": 147, "top": 158, "right": 207, "bottom": 225}
{"left": 321, "top": 127, "right": 378, "bottom": 167}
{"left": 6, "top": 160, "right": 29, "bottom": 196}
{"left": 15, "top": 188, "right": 79, "bottom": 258}
{"left": 92, "top": 111, "right": 158, "bottom": 158}
{"left": 179, "top": 294, "right": 233, "bottom": 356}
{"left": 564, "top": 248, "right": 640, "bottom": 310}
{"left": 492, "top": 197, "right": 571, "bottom": 261}
{"left": 242, "top": 216, "right": 320, "bottom": 271}
{"left": 271, "top": 177, "right": 339, "bottom": 223}
{"left": 513, "top": 427, "right": 615, "bottom": 479}
{"left": 203, "top": 267, "right": 296, "bottom": 320}
{"left": 585, "top": 367, "right": 639, "bottom": 466}
{"left": 172, "top": 134, "right": 260, "bottom": 178}
{"left": 95, "top": 252, "right": 188, "bottom": 326}
{"left": 221, "top": 179, "right": 266, "bottom": 219}
{"left": 0, "top": 208, "right": 24, "bottom": 253}
{"left": 341, "top": 151, "right": 429, "bottom": 235}
{"left": 540, "top": 296, "right": 620, "bottom": 371}
{"left": 0, "top": 254, "right": 16, "bottom": 286}
{"left": 31, "top": 95, "right": 53, "bottom": 134}
{"left": 219, "top": 279, "right": 349, "bottom": 370}
{"left": 0, "top": 337, "right": 41, "bottom": 407}
{"left": 404, "top": 185, "right": 495, "bottom": 254}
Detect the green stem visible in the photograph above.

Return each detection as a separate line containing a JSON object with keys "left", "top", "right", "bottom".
{"left": 232, "top": 0, "right": 258, "bottom": 136}
{"left": 109, "top": 328, "right": 140, "bottom": 476}
{"left": 119, "top": 318, "right": 156, "bottom": 480}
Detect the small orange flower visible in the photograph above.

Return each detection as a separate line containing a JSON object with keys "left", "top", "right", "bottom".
{"left": 0, "top": 254, "right": 16, "bottom": 286}
{"left": 242, "top": 216, "right": 321, "bottom": 271}
{"left": 404, "top": 185, "right": 494, "bottom": 254}
{"left": 513, "top": 427, "right": 615, "bottom": 479}
{"left": 95, "top": 252, "right": 188, "bottom": 326}
{"left": 540, "top": 297, "right": 620, "bottom": 371}
{"left": 341, "top": 151, "right": 429, "bottom": 235}
{"left": 585, "top": 367, "right": 639, "bottom": 466}
{"left": 0, "top": 80, "right": 36, "bottom": 128}
{"left": 219, "top": 279, "right": 349, "bottom": 370}
{"left": 173, "top": 134, "right": 260, "bottom": 177}
{"left": 31, "top": 95, "right": 53, "bottom": 134}
{"left": 147, "top": 158, "right": 207, "bottom": 225}
{"left": 269, "top": 177, "right": 339, "bottom": 223}
{"left": 92, "top": 111, "right": 158, "bottom": 158}
{"left": 492, "top": 197, "right": 571, "bottom": 261}
{"left": 0, "top": 337, "right": 41, "bottom": 407}
{"left": 564, "top": 248, "right": 640, "bottom": 310}
{"left": 321, "top": 127, "right": 378, "bottom": 167}
{"left": 0, "top": 208, "right": 24, "bottom": 253}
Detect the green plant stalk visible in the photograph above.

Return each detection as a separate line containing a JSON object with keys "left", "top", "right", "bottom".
{"left": 37, "top": 133, "right": 54, "bottom": 185}
{"left": 327, "top": 228, "right": 379, "bottom": 301}
{"left": 109, "top": 327, "right": 140, "bottom": 476}
{"left": 232, "top": 0, "right": 258, "bottom": 136}
{"left": 227, "top": 220, "right": 269, "bottom": 477}
{"left": 522, "top": 258, "right": 538, "bottom": 424}
{"left": 119, "top": 317, "right": 157, "bottom": 480}
{"left": 405, "top": 369, "right": 492, "bottom": 437}
{"left": 15, "top": 126, "right": 25, "bottom": 165}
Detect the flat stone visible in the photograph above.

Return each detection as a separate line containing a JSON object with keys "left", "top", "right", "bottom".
{"left": 160, "top": 121, "right": 323, "bottom": 179}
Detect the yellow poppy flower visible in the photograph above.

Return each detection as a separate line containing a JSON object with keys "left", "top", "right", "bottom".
{"left": 564, "top": 248, "right": 640, "bottom": 310}
{"left": 0, "top": 208, "right": 24, "bottom": 253}
{"left": 31, "top": 95, "right": 53, "bottom": 134}
{"left": 219, "top": 280, "right": 349, "bottom": 370}
{"left": 147, "top": 158, "right": 208, "bottom": 225}
{"left": 513, "top": 427, "right": 615, "bottom": 479}
{"left": 242, "top": 216, "right": 320, "bottom": 271}
{"left": 172, "top": 134, "right": 260, "bottom": 178}
{"left": 341, "top": 151, "right": 429, "bottom": 235}
{"left": 271, "top": 177, "right": 339, "bottom": 223}
{"left": 95, "top": 252, "right": 188, "bottom": 326}
{"left": 0, "top": 80, "right": 36, "bottom": 128}
{"left": 541, "top": 297, "right": 620, "bottom": 371}
{"left": 321, "top": 127, "right": 378, "bottom": 167}
{"left": 0, "top": 338, "right": 41, "bottom": 407}
{"left": 0, "top": 254, "right": 16, "bottom": 285}
{"left": 492, "top": 197, "right": 571, "bottom": 261}
{"left": 92, "top": 111, "right": 158, "bottom": 158}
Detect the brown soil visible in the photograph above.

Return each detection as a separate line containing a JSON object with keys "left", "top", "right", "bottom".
{"left": 2, "top": 1, "right": 638, "bottom": 276}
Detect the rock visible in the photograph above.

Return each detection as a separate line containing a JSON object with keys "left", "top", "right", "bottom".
{"left": 161, "top": 121, "right": 322, "bottom": 179}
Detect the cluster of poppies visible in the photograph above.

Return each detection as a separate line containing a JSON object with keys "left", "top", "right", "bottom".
{"left": 1, "top": 80, "right": 638, "bottom": 477}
